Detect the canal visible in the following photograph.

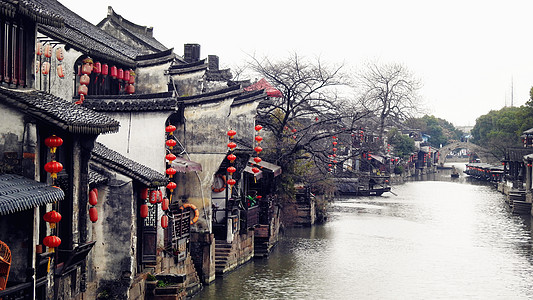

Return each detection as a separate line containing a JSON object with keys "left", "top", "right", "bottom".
{"left": 194, "top": 164, "right": 533, "bottom": 299}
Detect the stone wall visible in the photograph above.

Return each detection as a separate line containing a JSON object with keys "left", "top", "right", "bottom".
{"left": 189, "top": 231, "right": 215, "bottom": 284}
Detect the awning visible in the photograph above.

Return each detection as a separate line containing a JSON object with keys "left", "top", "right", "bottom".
{"left": 0, "top": 174, "right": 65, "bottom": 215}
{"left": 243, "top": 78, "right": 282, "bottom": 98}
{"left": 368, "top": 154, "right": 385, "bottom": 164}
{"left": 172, "top": 156, "right": 202, "bottom": 173}
{"left": 244, "top": 166, "right": 263, "bottom": 179}
{"left": 248, "top": 158, "right": 282, "bottom": 177}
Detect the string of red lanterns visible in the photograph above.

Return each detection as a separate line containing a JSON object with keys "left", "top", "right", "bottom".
{"left": 252, "top": 125, "right": 263, "bottom": 182}
{"left": 43, "top": 134, "right": 64, "bottom": 252}
{"left": 226, "top": 130, "right": 237, "bottom": 190}
{"left": 162, "top": 124, "right": 178, "bottom": 228}
{"left": 89, "top": 188, "right": 98, "bottom": 223}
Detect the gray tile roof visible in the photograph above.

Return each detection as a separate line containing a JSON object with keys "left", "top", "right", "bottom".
{"left": 0, "top": 86, "right": 120, "bottom": 134}
{"left": 34, "top": 0, "right": 140, "bottom": 67}
{"left": 81, "top": 92, "right": 177, "bottom": 112}
{"left": 89, "top": 169, "right": 108, "bottom": 187}
{"left": 180, "top": 85, "right": 243, "bottom": 106}
{"left": 232, "top": 90, "right": 268, "bottom": 107}
{"left": 0, "top": 174, "right": 64, "bottom": 215}
{"left": 136, "top": 49, "right": 178, "bottom": 67}
{"left": 2, "top": 0, "right": 63, "bottom": 27}
{"left": 91, "top": 142, "right": 167, "bottom": 187}
{"left": 168, "top": 60, "right": 208, "bottom": 75}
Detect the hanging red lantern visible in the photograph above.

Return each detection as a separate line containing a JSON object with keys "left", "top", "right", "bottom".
{"left": 227, "top": 166, "right": 236, "bottom": 175}
{"left": 227, "top": 154, "right": 236, "bottom": 163}
{"left": 43, "top": 235, "right": 61, "bottom": 252}
{"left": 167, "top": 182, "right": 177, "bottom": 192}
{"left": 43, "top": 210, "right": 62, "bottom": 229}
{"left": 292, "top": 136, "right": 297, "bottom": 139}
{"left": 149, "top": 190, "right": 158, "bottom": 204}
{"left": 45, "top": 161, "right": 63, "bottom": 179}
{"left": 128, "top": 70, "right": 136, "bottom": 84}
{"left": 125, "top": 84, "right": 135, "bottom": 94}
{"left": 101, "top": 64, "right": 109, "bottom": 76}
{"left": 227, "top": 130, "right": 236, "bottom": 139}
{"left": 55, "top": 47, "right": 64, "bottom": 61}
{"left": 89, "top": 189, "right": 98, "bottom": 206}
{"left": 36, "top": 42, "right": 42, "bottom": 55}
{"left": 166, "top": 125, "right": 177, "bottom": 135}
{"left": 166, "top": 139, "right": 177, "bottom": 149}
{"left": 117, "top": 68, "right": 124, "bottom": 80}
{"left": 124, "top": 70, "right": 130, "bottom": 82}
{"left": 252, "top": 167, "right": 260, "bottom": 174}
{"left": 255, "top": 136, "right": 263, "bottom": 143}
{"left": 80, "top": 74, "right": 90, "bottom": 85}
{"left": 162, "top": 198, "right": 169, "bottom": 211}
{"left": 328, "top": 164, "right": 332, "bottom": 167}
{"left": 89, "top": 207, "right": 98, "bottom": 223}
{"left": 110, "top": 66, "right": 117, "bottom": 78}
{"left": 140, "top": 187, "right": 149, "bottom": 200}
{"left": 57, "top": 65, "right": 65, "bottom": 78}
{"left": 227, "top": 142, "right": 237, "bottom": 150}
{"left": 291, "top": 129, "right": 297, "bottom": 133}
{"left": 166, "top": 153, "right": 177, "bottom": 162}
{"left": 254, "top": 146, "right": 263, "bottom": 154}
{"left": 166, "top": 167, "right": 177, "bottom": 178}
{"left": 140, "top": 204, "right": 148, "bottom": 218}
{"left": 254, "top": 157, "right": 262, "bottom": 163}
{"left": 41, "top": 62, "right": 50, "bottom": 75}
{"left": 44, "top": 44, "right": 52, "bottom": 58}
{"left": 227, "top": 178, "right": 236, "bottom": 186}
{"left": 93, "top": 62, "right": 102, "bottom": 74}
{"left": 45, "top": 135, "right": 63, "bottom": 153}
{"left": 332, "top": 148, "right": 337, "bottom": 152}
{"left": 81, "top": 57, "right": 93, "bottom": 75}
{"left": 161, "top": 215, "right": 168, "bottom": 228}
{"left": 332, "top": 136, "right": 337, "bottom": 139}
{"left": 255, "top": 125, "right": 263, "bottom": 131}
{"left": 333, "top": 141, "right": 337, "bottom": 146}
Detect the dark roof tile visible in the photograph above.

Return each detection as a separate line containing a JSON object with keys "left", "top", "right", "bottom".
{"left": 81, "top": 92, "right": 177, "bottom": 112}
{"left": 0, "top": 86, "right": 120, "bottom": 134}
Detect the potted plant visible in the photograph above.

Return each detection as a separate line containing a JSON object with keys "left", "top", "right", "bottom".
{"left": 145, "top": 273, "right": 158, "bottom": 299}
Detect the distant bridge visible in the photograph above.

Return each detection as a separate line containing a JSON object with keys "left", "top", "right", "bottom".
{"left": 438, "top": 141, "right": 498, "bottom": 165}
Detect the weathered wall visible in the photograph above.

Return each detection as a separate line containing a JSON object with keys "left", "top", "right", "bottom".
{"left": 0, "top": 210, "right": 33, "bottom": 282}
{"left": 0, "top": 104, "right": 25, "bottom": 174}
{"left": 170, "top": 71, "right": 205, "bottom": 97}
{"left": 136, "top": 63, "right": 172, "bottom": 94}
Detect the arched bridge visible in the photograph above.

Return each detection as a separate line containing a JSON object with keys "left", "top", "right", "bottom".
{"left": 438, "top": 141, "right": 498, "bottom": 164}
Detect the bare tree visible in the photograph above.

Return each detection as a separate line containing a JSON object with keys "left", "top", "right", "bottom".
{"left": 356, "top": 62, "right": 422, "bottom": 144}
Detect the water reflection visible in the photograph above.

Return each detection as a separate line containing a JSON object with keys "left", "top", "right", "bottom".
{"left": 195, "top": 166, "right": 533, "bottom": 299}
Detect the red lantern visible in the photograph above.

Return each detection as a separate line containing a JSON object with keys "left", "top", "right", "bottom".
{"left": 227, "top": 178, "right": 236, "bottom": 186}
{"left": 333, "top": 141, "right": 337, "bottom": 146}
{"left": 149, "top": 190, "right": 158, "bottom": 204}
{"left": 128, "top": 71, "right": 135, "bottom": 84}
{"left": 291, "top": 129, "right": 297, "bottom": 133}
{"left": 101, "top": 64, "right": 109, "bottom": 76}
{"left": 252, "top": 167, "right": 260, "bottom": 174}
{"left": 78, "top": 84, "right": 88, "bottom": 96}
{"left": 89, "top": 189, "right": 98, "bottom": 206}
{"left": 254, "top": 146, "right": 263, "bottom": 154}
{"left": 44, "top": 44, "right": 52, "bottom": 58}
{"left": 43, "top": 210, "right": 62, "bottom": 228}
{"left": 161, "top": 215, "right": 168, "bottom": 228}
{"left": 166, "top": 125, "right": 177, "bottom": 135}
{"left": 332, "top": 136, "right": 337, "bottom": 139}
{"left": 89, "top": 207, "right": 98, "bottom": 223}
{"left": 167, "top": 182, "right": 177, "bottom": 192}
{"left": 166, "top": 167, "right": 177, "bottom": 178}
{"left": 166, "top": 139, "right": 177, "bottom": 149}
{"left": 255, "top": 136, "right": 263, "bottom": 143}
{"left": 93, "top": 62, "right": 101, "bottom": 74}
{"left": 125, "top": 84, "right": 135, "bottom": 94}
{"left": 43, "top": 235, "right": 61, "bottom": 252}
{"left": 57, "top": 65, "right": 65, "bottom": 78}
{"left": 140, "top": 187, "right": 149, "bottom": 200}
{"left": 36, "top": 42, "right": 42, "bottom": 55}
{"left": 332, "top": 148, "right": 337, "bottom": 152}
{"left": 80, "top": 74, "right": 90, "bottom": 85}
{"left": 254, "top": 157, "right": 262, "bottom": 163}
{"left": 166, "top": 153, "right": 177, "bottom": 162}
{"left": 227, "top": 142, "right": 237, "bottom": 150}
{"left": 117, "top": 68, "right": 124, "bottom": 80}
{"left": 162, "top": 198, "right": 169, "bottom": 211}
{"left": 157, "top": 190, "right": 163, "bottom": 203}
{"left": 81, "top": 58, "right": 93, "bottom": 74}
{"left": 227, "top": 130, "right": 236, "bottom": 139}
{"left": 227, "top": 154, "right": 236, "bottom": 163}
{"left": 124, "top": 70, "right": 130, "bottom": 82}
{"left": 328, "top": 164, "right": 332, "bottom": 167}
{"left": 110, "top": 66, "right": 117, "bottom": 78}
{"left": 227, "top": 166, "right": 236, "bottom": 175}
{"left": 45, "top": 135, "right": 63, "bottom": 153}
{"left": 45, "top": 161, "right": 63, "bottom": 179}
{"left": 41, "top": 62, "right": 50, "bottom": 75}
{"left": 140, "top": 204, "right": 148, "bottom": 218}
{"left": 255, "top": 125, "right": 263, "bottom": 131}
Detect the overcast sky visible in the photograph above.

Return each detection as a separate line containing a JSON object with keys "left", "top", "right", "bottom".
{"left": 59, "top": 0, "right": 533, "bottom": 127}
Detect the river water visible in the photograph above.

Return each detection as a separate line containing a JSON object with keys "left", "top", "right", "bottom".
{"left": 194, "top": 164, "right": 533, "bottom": 299}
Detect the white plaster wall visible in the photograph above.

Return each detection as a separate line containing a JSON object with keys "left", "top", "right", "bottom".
{"left": 136, "top": 63, "right": 172, "bottom": 94}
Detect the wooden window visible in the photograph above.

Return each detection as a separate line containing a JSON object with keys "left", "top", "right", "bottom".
{"left": 0, "top": 17, "right": 27, "bottom": 87}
